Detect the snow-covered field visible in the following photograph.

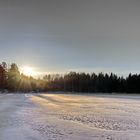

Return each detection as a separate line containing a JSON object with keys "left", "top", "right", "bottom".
{"left": 0, "top": 93, "right": 140, "bottom": 140}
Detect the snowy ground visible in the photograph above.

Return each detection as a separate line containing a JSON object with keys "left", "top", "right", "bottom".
{"left": 0, "top": 93, "right": 140, "bottom": 140}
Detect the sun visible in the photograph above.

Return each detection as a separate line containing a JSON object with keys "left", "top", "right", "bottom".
{"left": 21, "top": 66, "right": 34, "bottom": 76}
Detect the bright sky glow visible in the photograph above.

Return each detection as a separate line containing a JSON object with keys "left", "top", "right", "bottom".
{"left": 21, "top": 66, "right": 35, "bottom": 76}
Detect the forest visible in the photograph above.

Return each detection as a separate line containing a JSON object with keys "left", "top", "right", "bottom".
{"left": 0, "top": 62, "right": 140, "bottom": 93}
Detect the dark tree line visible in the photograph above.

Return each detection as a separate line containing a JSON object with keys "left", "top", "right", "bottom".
{"left": 0, "top": 62, "right": 140, "bottom": 93}
{"left": 43, "top": 72, "right": 140, "bottom": 93}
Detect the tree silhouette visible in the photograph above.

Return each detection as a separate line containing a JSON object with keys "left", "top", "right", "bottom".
{"left": 7, "top": 63, "right": 20, "bottom": 91}
{"left": 0, "top": 61, "right": 140, "bottom": 93}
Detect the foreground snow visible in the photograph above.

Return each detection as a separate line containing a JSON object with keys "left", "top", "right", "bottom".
{"left": 0, "top": 93, "right": 140, "bottom": 140}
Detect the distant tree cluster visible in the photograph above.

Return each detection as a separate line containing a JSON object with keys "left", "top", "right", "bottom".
{"left": 43, "top": 72, "right": 140, "bottom": 93}
{"left": 0, "top": 62, "right": 45, "bottom": 92}
{"left": 0, "top": 62, "right": 140, "bottom": 93}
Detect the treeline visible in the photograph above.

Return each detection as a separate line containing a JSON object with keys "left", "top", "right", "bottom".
{"left": 0, "top": 62, "right": 140, "bottom": 93}
{"left": 0, "top": 62, "right": 46, "bottom": 92}
{"left": 43, "top": 72, "right": 140, "bottom": 93}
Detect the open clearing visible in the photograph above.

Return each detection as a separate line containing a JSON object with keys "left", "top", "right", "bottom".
{"left": 0, "top": 93, "right": 140, "bottom": 140}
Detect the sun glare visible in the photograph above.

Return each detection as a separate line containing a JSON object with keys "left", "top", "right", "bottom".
{"left": 21, "top": 66, "right": 34, "bottom": 76}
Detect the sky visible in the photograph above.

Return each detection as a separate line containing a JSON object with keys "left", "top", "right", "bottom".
{"left": 0, "top": 0, "right": 140, "bottom": 76}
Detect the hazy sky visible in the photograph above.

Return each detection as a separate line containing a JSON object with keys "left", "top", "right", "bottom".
{"left": 0, "top": 0, "right": 140, "bottom": 76}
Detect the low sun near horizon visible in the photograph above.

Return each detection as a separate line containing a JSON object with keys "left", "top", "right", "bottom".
{"left": 20, "top": 66, "right": 35, "bottom": 76}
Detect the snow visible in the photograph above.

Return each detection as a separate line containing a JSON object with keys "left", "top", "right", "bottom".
{"left": 0, "top": 93, "right": 140, "bottom": 140}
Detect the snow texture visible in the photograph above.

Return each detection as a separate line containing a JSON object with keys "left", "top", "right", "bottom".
{"left": 0, "top": 93, "right": 140, "bottom": 140}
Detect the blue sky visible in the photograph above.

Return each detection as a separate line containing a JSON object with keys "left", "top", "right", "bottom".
{"left": 0, "top": 0, "right": 140, "bottom": 76}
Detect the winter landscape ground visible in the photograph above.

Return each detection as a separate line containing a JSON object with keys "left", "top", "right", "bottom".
{"left": 0, "top": 93, "right": 140, "bottom": 140}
